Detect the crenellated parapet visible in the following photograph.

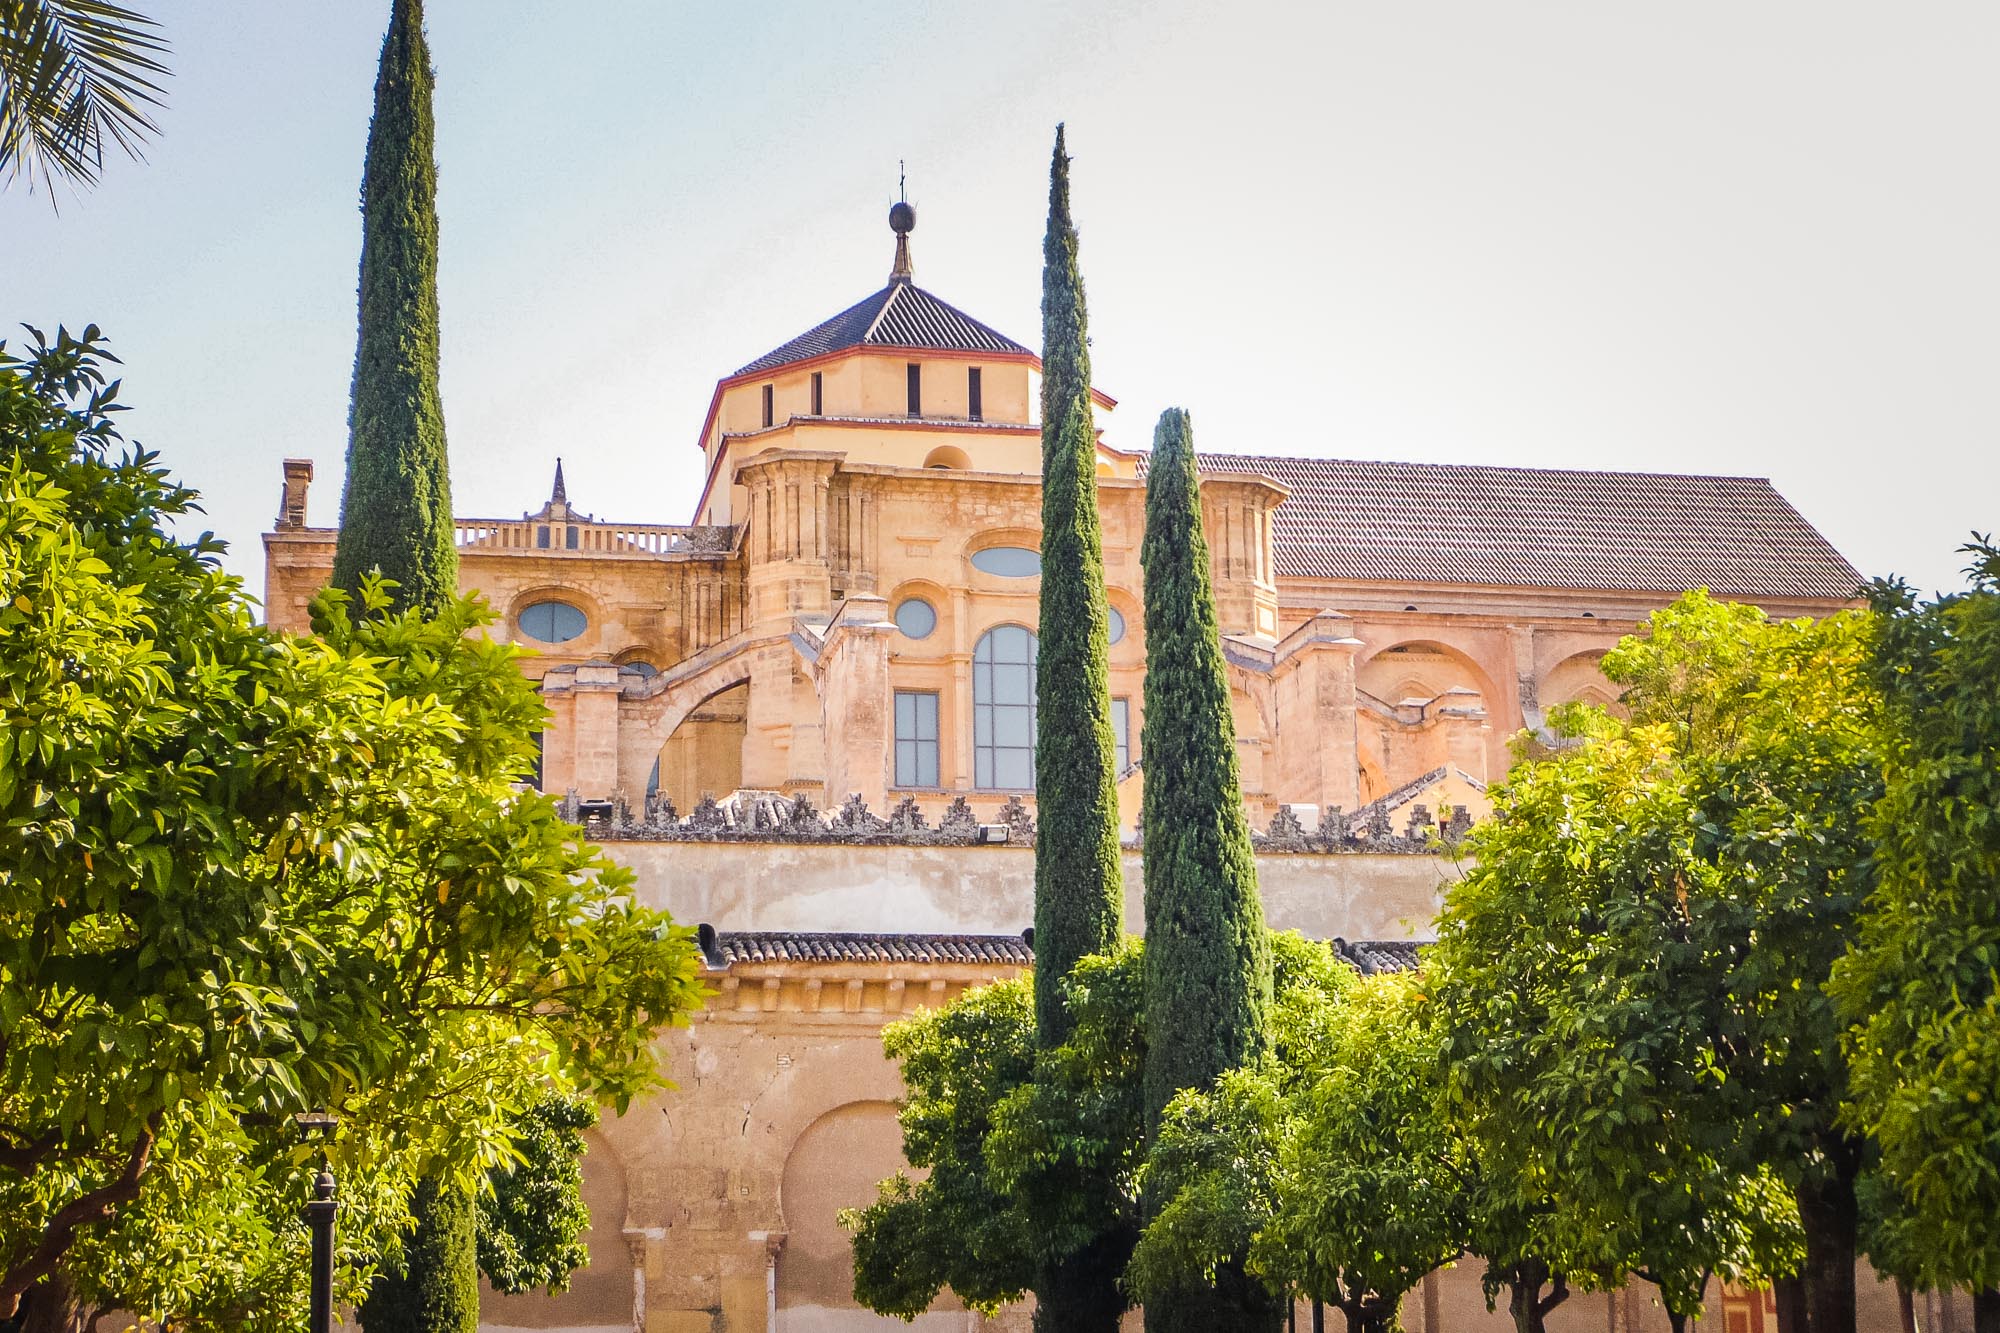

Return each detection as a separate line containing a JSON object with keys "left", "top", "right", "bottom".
{"left": 562, "top": 785, "right": 1462, "bottom": 855}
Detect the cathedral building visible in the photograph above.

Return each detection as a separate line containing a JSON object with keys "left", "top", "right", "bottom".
{"left": 263, "top": 209, "right": 1879, "bottom": 1332}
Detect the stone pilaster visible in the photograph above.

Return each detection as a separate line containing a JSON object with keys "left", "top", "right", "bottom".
{"left": 540, "top": 661, "right": 624, "bottom": 799}
{"left": 816, "top": 595, "right": 895, "bottom": 812}
{"left": 1199, "top": 472, "right": 1288, "bottom": 639}
{"left": 737, "top": 450, "right": 842, "bottom": 634}
{"left": 1271, "top": 612, "right": 1365, "bottom": 813}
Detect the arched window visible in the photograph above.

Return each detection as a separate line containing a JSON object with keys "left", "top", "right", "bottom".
{"left": 973, "top": 625, "right": 1037, "bottom": 790}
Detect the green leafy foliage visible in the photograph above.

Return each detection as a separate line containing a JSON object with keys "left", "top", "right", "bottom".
{"left": 0, "top": 328, "right": 706, "bottom": 1325}
{"left": 476, "top": 1093, "right": 596, "bottom": 1296}
{"left": 1131, "top": 940, "right": 1461, "bottom": 1333}
{"left": 0, "top": 0, "right": 169, "bottom": 194}
{"left": 1032, "top": 122, "right": 1123, "bottom": 1051}
{"left": 359, "top": 1176, "right": 476, "bottom": 1333}
{"left": 1431, "top": 591, "right": 1878, "bottom": 1327}
{"left": 844, "top": 977, "right": 1041, "bottom": 1318}
{"left": 1125, "top": 936, "right": 1350, "bottom": 1303}
{"left": 1257, "top": 972, "right": 1464, "bottom": 1333}
{"left": 846, "top": 943, "right": 1148, "bottom": 1327}
{"left": 330, "top": 0, "right": 457, "bottom": 615}
{"left": 1832, "top": 542, "right": 2000, "bottom": 1291}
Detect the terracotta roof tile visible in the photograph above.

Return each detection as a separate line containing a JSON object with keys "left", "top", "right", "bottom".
{"left": 703, "top": 930, "right": 1424, "bottom": 974}
{"left": 1334, "top": 938, "right": 1424, "bottom": 975}
{"left": 709, "top": 931, "right": 1034, "bottom": 967}
{"left": 734, "top": 284, "right": 1029, "bottom": 377}
{"left": 1175, "top": 454, "right": 1862, "bottom": 600}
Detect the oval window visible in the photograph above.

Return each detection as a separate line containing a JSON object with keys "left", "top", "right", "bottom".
{"left": 519, "top": 600, "right": 588, "bottom": 644}
{"left": 1107, "top": 607, "right": 1126, "bottom": 645}
{"left": 894, "top": 598, "right": 937, "bottom": 639}
{"left": 621, "top": 660, "right": 659, "bottom": 678}
{"left": 971, "top": 546, "right": 1041, "bottom": 577}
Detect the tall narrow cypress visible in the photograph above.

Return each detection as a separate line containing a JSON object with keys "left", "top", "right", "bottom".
{"left": 331, "top": 0, "right": 457, "bottom": 613}
{"left": 1029, "top": 124, "right": 1131, "bottom": 1333}
{"left": 1139, "top": 409, "right": 1277, "bottom": 1332}
{"left": 1032, "top": 123, "right": 1124, "bottom": 1045}
{"left": 337, "top": 6, "right": 475, "bottom": 1330}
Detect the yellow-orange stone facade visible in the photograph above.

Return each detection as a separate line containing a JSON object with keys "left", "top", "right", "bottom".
{"left": 263, "top": 224, "right": 1895, "bottom": 1331}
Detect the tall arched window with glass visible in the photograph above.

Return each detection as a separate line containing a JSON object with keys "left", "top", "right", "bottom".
{"left": 973, "top": 625, "right": 1037, "bottom": 790}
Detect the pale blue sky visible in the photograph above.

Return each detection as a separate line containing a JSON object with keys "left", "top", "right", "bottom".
{"left": 6, "top": 1, "right": 1996, "bottom": 599}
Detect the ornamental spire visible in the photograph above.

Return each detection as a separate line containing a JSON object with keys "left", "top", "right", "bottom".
{"left": 550, "top": 456, "right": 567, "bottom": 506}
{"left": 888, "top": 162, "right": 915, "bottom": 284}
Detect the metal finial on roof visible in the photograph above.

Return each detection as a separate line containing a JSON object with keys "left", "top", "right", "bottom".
{"left": 888, "top": 163, "right": 916, "bottom": 283}
{"left": 550, "top": 457, "right": 567, "bottom": 506}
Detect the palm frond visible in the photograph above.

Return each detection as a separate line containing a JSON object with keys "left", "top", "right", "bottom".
{"left": 0, "top": 0, "right": 170, "bottom": 194}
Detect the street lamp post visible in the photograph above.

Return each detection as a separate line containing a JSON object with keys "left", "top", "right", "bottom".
{"left": 303, "top": 1167, "right": 337, "bottom": 1333}
{"left": 296, "top": 1113, "right": 339, "bottom": 1333}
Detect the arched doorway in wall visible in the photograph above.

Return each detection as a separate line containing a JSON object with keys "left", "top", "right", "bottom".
{"left": 777, "top": 1102, "right": 971, "bottom": 1330}
{"left": 655, "top": 680, "right": 748, "bottom": 811}
{"left": 477, "top": 1127, "right": 634, "bottom": 1331}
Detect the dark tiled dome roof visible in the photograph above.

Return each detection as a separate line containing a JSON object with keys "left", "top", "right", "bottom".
{"left": 734, "top": 283, "right": 1030, "bottom": 378}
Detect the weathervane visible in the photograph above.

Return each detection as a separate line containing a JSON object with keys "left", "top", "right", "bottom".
{"left": 889, "top": 160, "right": 916, "bottom": 283}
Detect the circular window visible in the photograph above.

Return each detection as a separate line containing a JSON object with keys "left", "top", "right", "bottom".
{"left": 894, "top": 598, "right": 937, "bottom": 639}
{"left": 971, "top": 546, "right": 1041, "bottom": 577}
{"left": 519, "top": 600, "right": 587, "bottom": 644}
{"left": 1108, "top": 607, "right": 1129, "bottom": 645}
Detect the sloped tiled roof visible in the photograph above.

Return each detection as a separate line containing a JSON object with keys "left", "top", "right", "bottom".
{"left": 1335, "top": 938, "right": 1424, "bottom": 975}
{"left": 709, "top": 931, "right": 1033, "bottom": 967}
{"left": 734, "top": 283, "right": 1031, "bottom": 378}
{"left": 1185, "top": 454, "right": 1862, "bottom": 600}
{"left": 703, "top": 929, "right": 1423, "bottom": 974}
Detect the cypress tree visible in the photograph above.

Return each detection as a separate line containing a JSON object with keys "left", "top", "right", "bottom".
{"left": 1032, "top": 122, "right": 1124, "bottom": 1045}
{"left": 331, "top": 0, "right": 457, "bottom": 614}
{"left": 358, "top": 1177, "right": 479, "bottom": 1333}
{"left": 1029, "top": 123, "right": 1131, "bottom": 1333}
{"left": 338, "top": 7, "right": 476, "bottom": 1331}
{"left": 1139, "top": 409, "right": 1277, "bottom": 1332}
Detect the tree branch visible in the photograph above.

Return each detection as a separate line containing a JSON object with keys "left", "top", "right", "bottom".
{"left": 0, "top": 1111, "right": 161, "bottom": 1318}
{"left": 0, "top": 1128, "right": 64, "bottom": 1174}
{"left": 1538, "top": 1272, "right": 1570, "bottom": 1317}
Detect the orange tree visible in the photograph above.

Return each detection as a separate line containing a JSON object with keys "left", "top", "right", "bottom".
{"left": 1832, "top": 543, "right": 2000, "bottom": 1331}
{"left": 0, "top": 329, "right": 705, "bottom": 1328}
{"left": 1431, "top": 593, "right": 1878, "bottom": 1333}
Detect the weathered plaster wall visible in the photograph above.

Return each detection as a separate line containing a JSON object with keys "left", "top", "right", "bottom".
{"left": 603, "top": 841, "right": 1455, "bottom": 943}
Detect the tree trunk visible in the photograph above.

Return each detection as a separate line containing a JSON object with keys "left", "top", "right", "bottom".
{"left": 1144, "top": 1259, "right": 1282, "bottom": 1332}
{"left": 1897, "top": 1282, "right": 1917, "bottom": 1333}
{"left": 1972, "top": 1288, "right": 2000, "bottom": 1333}
{"left": 1776, "top": 1276, "right": 1811, "bottom": 1333}
{"left": 1032, "top": 1233, "right": 1129, "bottom": 1333}
{"left": 1313, "top": 1299, "right": 1325, "bottom": 1333}
{"left": 15, "top": 1275, "right": 84, "bottom": 1333}
{"left": 1797, "top": 1166, "right": 1859, "bottom": 1333}
{"left": 1506, "top": 1261, "right": 1568, "bottom": 1333}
